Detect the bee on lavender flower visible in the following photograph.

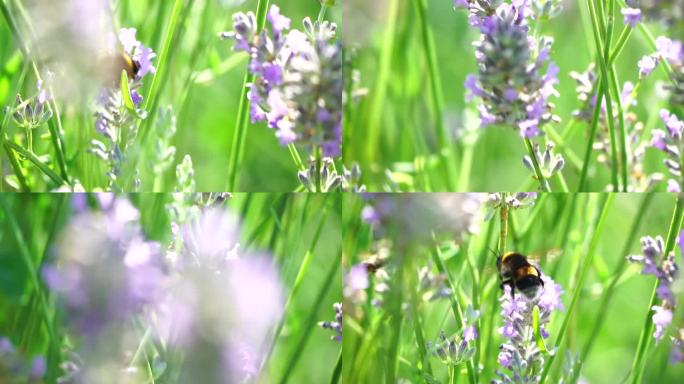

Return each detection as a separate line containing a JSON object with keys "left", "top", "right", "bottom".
{"left": 497, "top": 251, "right": 545, "bottom": 299}
{"left": 95, "top": 51, "right": 141, "bottom": 85}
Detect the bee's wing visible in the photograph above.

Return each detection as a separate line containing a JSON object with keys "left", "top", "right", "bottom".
{"left": 25, "top": 0, "right": 115, "bottom": 99}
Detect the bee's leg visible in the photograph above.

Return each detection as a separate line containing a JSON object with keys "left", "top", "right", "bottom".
{"left": 534, "top": 266, "right": 545, "bottom": 287}
{"left": 500, "top": 279, "right": 515, "bottom": 296}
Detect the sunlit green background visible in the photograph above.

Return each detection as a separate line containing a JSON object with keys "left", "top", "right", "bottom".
{"left": 343, "top": 0, "right": 677, "bottom": 192}
{"left": 0, "top": 193, "right": 342, "bottom": 383}
{"left": 342, "top": 193, "right": 684, "bottom": 383}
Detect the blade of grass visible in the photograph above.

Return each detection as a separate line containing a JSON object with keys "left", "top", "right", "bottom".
{"left": 430, "top": 239, "right": 476, "bottom": 384}
{"left": 364, "top": 0, "right": 398, "bottom": 165}
{"left": 4, "top": 139, "right": 65, "bottom": 185}
{"left": 139, "top": 0, "right": 185, "bottom": 140}
{"left": 226, "top": 0, "right": 270, "bottom": 190}
{"left": 415, "top": 0, "right": 455, "bottom": 189}
{"left": 330, "top": 349, "right": 342, "bottom": 384}
{"left": 278, "top": 249, "right": 341, "bottom": 384}
{"left": 572, "top": 192, "right": 654, "bottom": 382}
{"left": 539, "top": 193, "right": 615, "bottom": 383}
{"left": 263, "top": 198, "right": 329, "bottom": 372}
{"left": 628, "top": 193, "right": 684, "bottom": 383}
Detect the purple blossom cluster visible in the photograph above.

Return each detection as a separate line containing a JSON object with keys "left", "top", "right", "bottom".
{"left": 627, "top": 234, "right": 681, "bottom": 343}
{"left": 221, "top": 5, "right": 342, "bottom": 157}
{"left": 43, "top": 195, "right": 165, "bottom": 340}
{"left": 649, "top": 109, "right": 684, "bottom": 191}
{"left": 456, "top": 1, "right": 560, "bottom": 138}
{"left": 427, "top": 305, "right": 480, "bottom": 366}
{"left": 0, "top": 337, "right": 45, "bottom": 382}
{"left": 484, "top": 192, "right": 537, "bottom": 221}
{"left": 153, "top": 207, "right": 284, "bottom": 382}
{"left": 638, "top": 36, "right": 683, "bottom": 78}
{"left": 626, "top": 0, "right": 684, "bottom": 27}
{"left": 318, "top": 303, "right": 343, "bottom": 341}
{"left": 494, "top": 275, "right": 564, "bottom": 383}
{"left": 90, "top": 28, "right": 156, "bottom": 190}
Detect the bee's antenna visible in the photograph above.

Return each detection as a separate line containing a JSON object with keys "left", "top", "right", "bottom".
{"left": 487, "top": 246, "right": 500, "bottom": 258}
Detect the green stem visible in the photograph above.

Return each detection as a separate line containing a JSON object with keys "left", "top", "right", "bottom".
{"left": 573, "top": 192, "right": 654, "bottom": 383}
{"left": 629, "top": 194, "right": 684, "bottom": 384}
{"left": 577, "top": 79, "right": 605, "bottom": 191}
{"left": 539, "top": 193, "right": 615, "bottom": 383}
{"left": 524, "top": 138, "right": 550, "bottom": 192}
{"left": 278, "top": 250, "right": 341, "bottom": 384}
{"left": 415, "top": 0, "right": 455, "bottom": 189}
{"left": 139, "top": 0, "right": 185, "bottom": 140}
{"left": 264, "top": 201, "right": 329, "bottom": 373}
{"left": 227, "top": 0, "right": 270, "bottom": 190}
{"left": 608, "top": 25, "right": 632, "bottom": 65}
{"left": 498, "top": 201, "right": 509, "bottom": 253}
{"left": 5, "top": 139, "right": 65, "bottom": 185}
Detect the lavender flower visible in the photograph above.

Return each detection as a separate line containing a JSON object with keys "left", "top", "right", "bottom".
{"left": 522, "top": 140, "right": 565, "bottom": 180}
{"left": 428, "top": 305, "right": 480, "bottom": 366}
{"left": 637, "top": 37, "right": 683, "bottom": 105}
{"left": 649, "top": 109, "right": 684, "bottom": 191}
{"left": 484, "top": 192, "right": 537, "bottom": 221}
{"left": 10, "top": 77, "right": 53, "bottom": 154}
{"left": 625, "top": 0, "right": 684, "bottom": 27}
{"left": 671, "top": 328, "right": 684, "bottom": 363}
{"left": 89, "top": 28, "right": 156, "bottom": 191}
{"left": 628, "top": 234, "right": 681, "bottom": 342}
{"left": 418, "top": 264, "right": 452, "bottom": 302}
{"left": 43, "top": 196, "right": 165, "bottom": 339}
{"left": 460, "top": 2, "right": 560, "bottom": 138}
{"left": 221, "top": 5, "right": 342, "bottom": 157}
{"left": 153, "top": 207, "right": 284, "bottom": 383}
{"left": 341, "top": 163, "right": 366, "bottom": 192}
{"left": 318, "top": 303, "right": 343, "bottom": 341}
{"left": 298, "top": 156, "right": 342, "bottom": 192}
{"left": 622, "top": 8, "right": 642, "bottom": 28}
{"left": 494, "top": 275, "right": 563, "bottom": 383}
{"left": 0, "top": 337, "right": 45, "bottom": 382}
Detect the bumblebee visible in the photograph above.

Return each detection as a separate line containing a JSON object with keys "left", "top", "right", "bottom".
{"left": 362, "top": 254, "right": 386, "bottom": 274}
{"left": 96, "top": 52, "right": 140, "bottom": 85}
{"left": 497, "top": 252, "right": 544, "bottom": 299}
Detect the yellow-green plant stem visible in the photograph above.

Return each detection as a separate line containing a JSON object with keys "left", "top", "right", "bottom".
{"left": 524, "top": 138, "right": 551, "bottom": 191}
{"left": 539, "top": 193, "right": 615, "bottom": 383}
{"left": 629, "top": 194, "right": 684, "bottom": 384}
{"left": 415, "top": 0, "right": 456, "bottom": 189}
{"left": 226, "top": 0, "right": 270, "bottom": 190}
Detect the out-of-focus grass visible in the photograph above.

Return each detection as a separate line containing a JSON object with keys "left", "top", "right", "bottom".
{"left": 0, "top": 0, "right": 342, "bottom": 191}
{"left": 343, "top": 0, "right": 676, "bottom": 192}
{"left": 0, "top": 193, "right": 341, "bottom": 383}
{"left": 342, "top": 193, "right": 684, "bottom": 383}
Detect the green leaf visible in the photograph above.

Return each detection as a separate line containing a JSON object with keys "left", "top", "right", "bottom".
{"left": 533, "top": 305, "right": 555, "bottom": 356}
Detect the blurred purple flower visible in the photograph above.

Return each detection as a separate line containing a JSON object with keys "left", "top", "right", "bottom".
{"left": 45, "top": 196, "right": 165, "bottom": 339}
{"left": 622, "top": 8, "right": 642, "bottom": 27}
{"left": 628, "top": 234, "right": 680, "bottom": 343}
{"left": 318, "top": 303, "right": 343, "bottom": 341}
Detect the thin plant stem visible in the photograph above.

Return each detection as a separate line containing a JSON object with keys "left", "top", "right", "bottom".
{"left": 4, "top": 139, "right": 65, "bottom": 185}
{"left": 523, "top": 138, "right": 551, "bottom": 191}
{"left": 539, "top": 193, "right": 615, "bottom": 383}
{"left": 226, "top": 0, "right": 270, "bottom": 190}
{"left": 577, "top": 79, "right": 605, "bottom": 191}
{"left": 263, "top": 200, "right": 329, "bottom": 373}
{"left": 415, "top": 0, "right": 455, "bottom": 189}
{"left": 608, "top": 25, "right": 632, "bottom": 65}
{"left": 364, "top": 0, "right": 398, "bottom": 164}
{"left": 572, "top": 192, "right": 654, "bottom": 383}
{"left": 628, "top": 194, "right": 684, "bottom": 384}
